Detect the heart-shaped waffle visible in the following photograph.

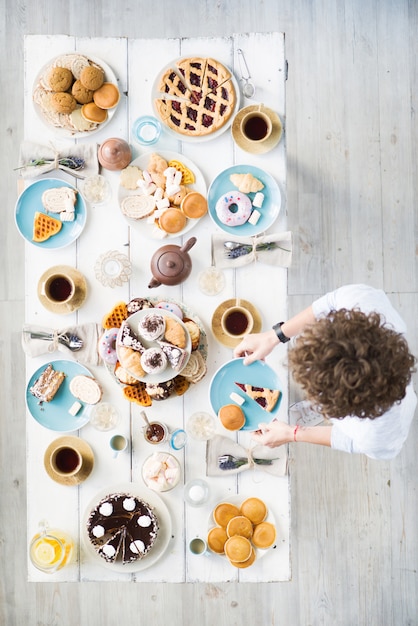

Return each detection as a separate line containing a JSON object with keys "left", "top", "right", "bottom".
{"left": 102, "top": 301, "right": 128, "bottom": 329}
{"left": 173, "top": 375, "right": 190, "bottom": 396}
{"left": 33, "top": 211, "right": 62, "bottom": 242}
{"left": 123, "top": 382, "right": 152, "bottom": 406}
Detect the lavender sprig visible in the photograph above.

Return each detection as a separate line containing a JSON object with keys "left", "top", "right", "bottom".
{"left": 218, "top": 454, "right": 274, "bottom": 470}
{"left": 224, "top": 241, "right": 291, "bottom": 259}
{"left": 14, "top": 156, "right": 85, "bottom": 171}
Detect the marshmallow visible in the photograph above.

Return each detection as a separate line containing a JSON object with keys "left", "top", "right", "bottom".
{"left": 248, "top": 209, "right": 261, "bottom": 225}
{"left": 252, "top": 192, "right": 265, "bottom": 208}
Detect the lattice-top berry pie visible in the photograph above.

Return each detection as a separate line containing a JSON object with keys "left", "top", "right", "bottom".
{"left": 154, "top": 57, "right": 236, "bottom": 137}
{"left": 235, "top": 383, "right": 281, "bottom": 412}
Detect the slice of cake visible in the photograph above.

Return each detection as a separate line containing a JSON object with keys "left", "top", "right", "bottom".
{"left": 86, "top": 493, "right": 159, "bottom": 565}
{"left": 29, "top": 363, "right": 66, "bottom": 403}
{"left": 157, "top": 340, "right": 189, "bottom": 372}
{"left": 234, "top": 383, "right": 281, "bottom": 412}
{"left": 119, "top": 320, "right": 146, "bottom": 352}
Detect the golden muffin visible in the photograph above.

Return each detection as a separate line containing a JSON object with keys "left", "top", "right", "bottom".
{"left": 226, "top": 515, "right": 253, "bottom": 540}
{"left": 180, "top": 191, "right": 208, "bottom": 218}
{"left": 252, "top": 521, "right": 277, "bottom": 549}
{"left": 224, "top": 536, "right": 252, "bottom": 563}
{"left": 213, "top": 502, "right": 240, "bottom": 528}
{"left": 218, "top": 404, "right": 245, "bottom": 431}
{"left": 51, "top": 91, "right": 77, "bottom": 114}
{"left": 228, "top": 547, "right": 256, "bottom": 569}
{"left": 207, "top": 526, "right": 228, "bottom": 554}
{"left": 93, "top": 82, "right": 120, "bottom": 109}
{"left": 240, "top": 497, "right": 267, "bottom": 525}
{"left": 72, "top": 79, "right": 94, "bottom": 104}
{"left": 48, "top": 66, "right": 73, "bottom": 91}
{"left": 80, "top": 65, "right": 105, "bottom": 90}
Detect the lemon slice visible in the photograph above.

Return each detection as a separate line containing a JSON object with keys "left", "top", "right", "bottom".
{"left": 33, "top": 539, "right": 61, "bottom": 565}
{"left": 167, "top": 160, "right": 195, "bottom": 185}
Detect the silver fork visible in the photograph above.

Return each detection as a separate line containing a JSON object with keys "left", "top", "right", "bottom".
{"left": 29, "top": 331, "right": 84, "bottom": 351}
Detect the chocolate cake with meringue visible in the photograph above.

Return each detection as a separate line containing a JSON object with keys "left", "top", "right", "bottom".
{"left": 86, "top": 492, "right": 159, "bottom": 564}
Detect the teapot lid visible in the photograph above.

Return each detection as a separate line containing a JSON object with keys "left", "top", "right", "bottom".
{"left": 156, "top": 250, "right": 185, "bottom": 279}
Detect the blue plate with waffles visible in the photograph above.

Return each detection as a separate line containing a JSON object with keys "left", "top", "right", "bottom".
{"left": 15, "top": 178, "right": 87, "bottom": 249}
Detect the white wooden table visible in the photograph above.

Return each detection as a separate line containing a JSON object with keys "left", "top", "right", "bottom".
{"left": 23, "top": 33, "right": 289, "bottom": 582}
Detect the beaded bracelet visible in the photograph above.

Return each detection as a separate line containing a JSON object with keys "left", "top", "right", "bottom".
{"left": 293, "top": 425, "right": 299, "bottom": 441}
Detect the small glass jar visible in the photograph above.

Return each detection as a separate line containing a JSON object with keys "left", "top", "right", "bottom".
{"left": 29, "top": 523, "right": 74, "bottom": 573}
{"left": 82, "top": 174, "right": 111, "bottom": 205}
{"left": 169, "top": 429, "right": 187, "bottom": 451}
{"left": 132, "top": 116, "right": 162, "bottom": 146}
{"left": 144, "top": 421, "right": 169, "bottom": 445}
{"left": 184, "top": 479, "right": 210, "bottom": 507}
{"left": 89, "top": 403, "right": 120, "bottom": 431}
{"left": 186, "top": 412, "right": 217, "bottom": 441}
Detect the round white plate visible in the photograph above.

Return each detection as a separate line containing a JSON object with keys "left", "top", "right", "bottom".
{"left": 152, "top": 57, "right": 240, "bottom": 143}
{"left": 82, "top": 482, "right": 172, "bottom": 573}
{"left": 32, "top": 53, "right": 119, "bottom": 138}
{"left": 117, "top": 150, "right": 207, "bottom": 239}
{"left": 208, "top": 494, "right": 277, "bottom": 560}
{"left": 116, "top": 307, "right": 192, "bottom": 384}
{"left": 207, "top": 164, "right": 281, "bottom": 237}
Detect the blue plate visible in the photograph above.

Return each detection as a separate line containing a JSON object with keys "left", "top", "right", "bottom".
{"left": 15, "top": 178, "right": 87, "bottom": 249}
{"left": 207, "top": 165, "right": 281, "bottom": 236}
{"left": 26, "top": 359, "right": 93, "bottom": 432}
{"left": 209, "top": 358, "right": 282, "bottom": 431}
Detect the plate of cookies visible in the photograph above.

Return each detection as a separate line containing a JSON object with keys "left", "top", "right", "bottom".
{"left": 207, "top": 496, "right": 277, "bottom": 569}
{"left": 26, "top": 359, "right": 101, "bottom": 432}
{"left": 152, "top": 57, "right": 240, "bottom": 142}
{"left": 98, "top": 296, "right": 208, "bottom": 405}
{"left": 207, "top": 164, "right": 281, "bottom": 237}
{"left": 15, "top": 178, "right": 87, "bottom": 248}
{"left": 32, "top": 53, "right": 120, "bottom": 138}
{"left": 118, "top": 151, "right": 208, "bottom": 239}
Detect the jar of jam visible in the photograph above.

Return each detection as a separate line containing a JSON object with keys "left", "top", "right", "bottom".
{"left": 144, "top": 421, "right": 168, "bottom": 445}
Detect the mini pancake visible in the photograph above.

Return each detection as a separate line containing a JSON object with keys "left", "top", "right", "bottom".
{"left": 207, "top": 526, "right": 228, "bottom": 554}
{"left": 93, "top": 82, "right": 120, "bottom": 109}
{"left": 180, "top": 191, "right": 208, "bottom": 218}
{"left": 213, "top": 502, "right": 240, "bottom": 527}
{"left": 81, "top": 102, "right": 108, "bottom": 124}
{"left": 252, "top": 521, "right": 277, "bottom": 549}
{"left": 228, "top": 547, "right": 256, "bottom": 569}
{"left": 240, "top": 497, "right": 267, "bottom": 525}
{"left": 159, "top": 207, "right": 187, "bottom": 234}
{"left": 224, "top": 535, "right": 252, "bottom": 563}
{"left": 218, "top": 404, "right": 245, "bottom": 431}
{"left": 226, "top": 515, "right": 253, "bottom": 540}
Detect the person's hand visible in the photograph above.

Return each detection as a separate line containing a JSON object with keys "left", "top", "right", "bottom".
{"left": 233, "top": 329, "right": 279, "bottom": 365}
{"left": 251, "top": 419, "right": 294, "bottom": 448}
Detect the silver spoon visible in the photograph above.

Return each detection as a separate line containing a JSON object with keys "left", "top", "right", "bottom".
{"left": 29, "top": 331, "right": 84, "bottom": 351}
{"left": 237, "top": 48, "right": 256, "bottom": 98}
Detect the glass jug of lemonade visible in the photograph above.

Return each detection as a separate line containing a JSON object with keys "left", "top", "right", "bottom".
{"left": 29, "top": 523, "right": 74, "bottom": 573}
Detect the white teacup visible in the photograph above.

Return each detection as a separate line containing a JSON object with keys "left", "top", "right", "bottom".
{"left": 109, "top": 434, "right": 128, "bottom": 458}
{"left": 240, "top": 109, "right": 272, "bottom": 143}
{"left": 188, "top": 537, "right": 208, "bottom": 556}
{"left": 221, "top": 305, "right": 254, "bottom": 339}
{"left": 41, "top": 272, "right": 75, "bottom": 307}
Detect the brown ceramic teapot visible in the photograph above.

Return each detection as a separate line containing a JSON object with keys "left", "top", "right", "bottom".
{"left": 98, "top": 138, "right": 132, "bottom": 171}
{"left": 148, "top": 237, "right": 197, "bottom": 289}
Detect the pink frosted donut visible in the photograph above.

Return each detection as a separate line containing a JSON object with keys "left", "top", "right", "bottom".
{"left": 156, "top": 301, "right": 184, "bottom": 319}
{"left": 98, "top": 328, "right": 119, "bottom": 365}
{"left": 215, "top": 190, "right": 252, "bottom": 226}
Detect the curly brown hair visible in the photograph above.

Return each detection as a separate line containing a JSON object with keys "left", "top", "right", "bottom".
{"left": 288, "top": 308, "right": 416, "bottom": 419}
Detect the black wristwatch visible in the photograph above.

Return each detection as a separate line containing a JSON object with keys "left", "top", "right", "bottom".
{"left": 272, "top": 321, "right": 290, "bottom": 343}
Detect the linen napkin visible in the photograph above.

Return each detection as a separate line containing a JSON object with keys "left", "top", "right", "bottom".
{"left": 211, "top": 231, "right": 292, "bottom": 269}
{"left": 17, "top": 141, "right": 99, "bottom": 180}
{"left": 21, "top": 322, "right": 101, "bottom": 366}
{"left": 206, "top": 434, "right": 287, "bottom": 477}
